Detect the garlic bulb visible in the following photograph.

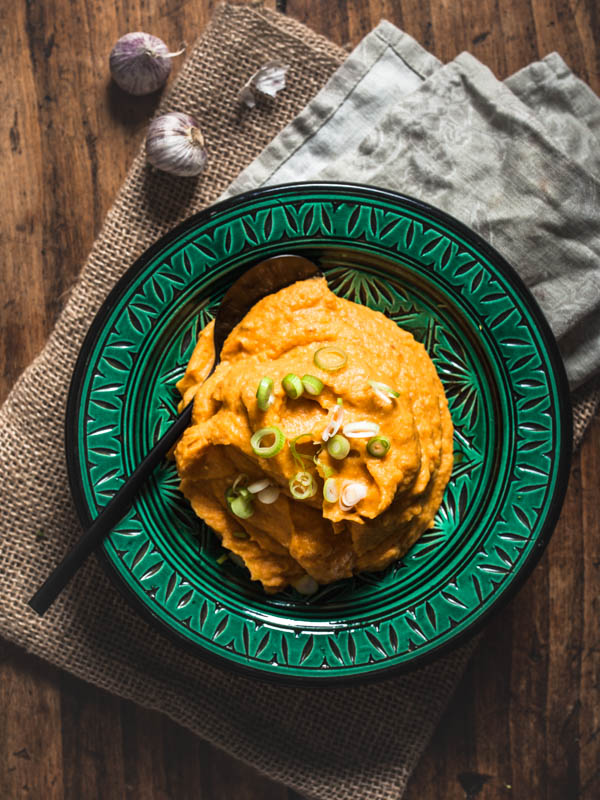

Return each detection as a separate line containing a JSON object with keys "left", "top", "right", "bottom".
{"left": 238, "top": 61, "right": 290, "bottom": 108}
{"left": 145, "top": 113, "right": 207, "bottom": 177}
{"left": 109, "top": 32, "right": 185, "bottom": 96}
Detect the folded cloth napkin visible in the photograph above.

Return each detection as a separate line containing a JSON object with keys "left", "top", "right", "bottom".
{"left": 0, "top": 5, "right": 598, "bottom": 800}
{"left": 226, "top": 22, "right": 600, "bottom": 390}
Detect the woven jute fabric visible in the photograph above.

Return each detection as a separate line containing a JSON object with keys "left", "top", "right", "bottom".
{"left": 0, "top": 4, "right": 598, "bottom": 800}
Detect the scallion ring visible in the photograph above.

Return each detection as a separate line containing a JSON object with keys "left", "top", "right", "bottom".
{"left": 232, "top": 530, "right": 249, "bottom": 540}
{"left": 327, "top": 434, "right": 350, "bottom": 460}
{"left": 301, "top": 375, "right": 324, "bottom": 396}
{"left": 369, "top": 380, "right": 400, "bottom": 404}
{"left": 367, "top": 435, "right": 391, "bottom": 458}
{"left": 343, "top": 421, "right": 380, "bottom": 439}
{"left": 313, "top": 345, "right": 348, "bottom": 372}
{"left": 251, "top": 426, "right": 285, "bottom": 458}
{"left": 323, "top": 478, "right": 338, "bottom": 503}
{"left": 229, "top": 494, "right": 254, "bottom": 519}
{"left": 247, "top": 477, "right": 270, "bottom": 494}
{"left": 314, "top": 455, "right": 334, "bottom": 479}
{"left": 289, "top": 432, "right": 314, "bottom": 468}
{"left": 216, "top": 553, "right": 228, "bottom": 565}
{"left": 232, "top": 473, "right": 248, "bottom": 492}
{"left": 289, "top": 471, "right": 317, "bottom": 500}
{"left": 282, "top": 373, "right": 304, "bottom": 399}
{"left": 257, "top": 485, "right": 280, "bottom": 504}
{"left": 256, "top": 377, "right": 274, "bottom": 411}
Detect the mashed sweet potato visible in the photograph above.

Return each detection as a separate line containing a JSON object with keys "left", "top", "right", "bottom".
{"left": 174, "top": 277, "right": 453, "bottom": 593}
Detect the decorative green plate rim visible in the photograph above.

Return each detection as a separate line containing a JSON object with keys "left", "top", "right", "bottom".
{"left": 65, "top": 182, "right": 572, "bottom": 685}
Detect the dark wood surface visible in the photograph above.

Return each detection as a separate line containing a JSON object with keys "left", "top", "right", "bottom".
{"left": 1, "top": 1, "right": 599, "bottom": 798}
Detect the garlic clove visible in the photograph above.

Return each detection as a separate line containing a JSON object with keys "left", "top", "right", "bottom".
{"left": 253, "top": 61, "right": 289, "bottom": 98}
{"left": 145, "top": 112, "right": 207, "bottom": 177}
{"left": 238, "top": 61, "right": 289, "bottom": 108}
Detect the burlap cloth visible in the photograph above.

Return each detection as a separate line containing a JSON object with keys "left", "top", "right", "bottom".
{"left": 1, "top": 4, "right": 598, "bottom": 799}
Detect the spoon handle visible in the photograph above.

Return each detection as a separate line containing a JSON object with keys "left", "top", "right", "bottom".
{"left": 28, "top": 402, "right": 193, "bottom": 616}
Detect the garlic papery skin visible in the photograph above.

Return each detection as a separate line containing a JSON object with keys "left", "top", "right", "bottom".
{"left": 145, "top": 113, "right": 207, "bottom": 177}
{"left": 238, "top": 61, "right": 290, "bottom": 108}
{"left": 109, "top": 32, "right": 184, "bottom": 96}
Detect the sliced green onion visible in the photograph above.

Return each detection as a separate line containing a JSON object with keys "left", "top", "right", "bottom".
{"left": 236, "top": 487, "right": 252, "bottom": 502}
{"left": 314, "top": 454, "right": 334, "bottom": 479}
{"left": 247, "top": 477, "right": 270, "bottom": 494}
{"left": 327, "top": 434, "right": 350, "bottom": 460}
{"left": 337, "top": 397, "right": 343, "bottom": 406}
{"left": 323, "top": 477, "right": 338, "bottom": 503}
{"left": 257, "top": 485, "right": 280, "bottom": 504}
{"left": 289, "top": 433, "right": 314, "bottom": 468}
{"left": 251, "top": 426, "right": 285, "bottom": 458}
{"left": 302, "top": 375, "right": 324, "bottom": 396}
{"left": 314, "top": 345, "right": 348, "bottom": 372}
{"left": 369, "top": 380, "right": 400, "bottom": 404}
{"left": 367, "top": 435, "right": 391, "bottom": 458}
{"left": 229, "top": 495, "right": 254, "bottom": 518}
{"left": 343, "top": 421, "right": 380, "bottom": 438}
{"left": 340, "top": 481, "right": 368, "bottom": 510}
{"left": 225, "top": 487, "right": 236, "bottom": 502}
{"left": 289, "top": 471, "right": 317, "bottom": 500}
{"left": 232, "top": 473, "right": 248, "bottom": 492}
{"left": 322, "top": 404, "right": 345, "bottom": 442}
{"left": 216, "top": 553, "right": 228, "bottom": 565}
{"left": 256, "top": 377, "right": 274, "bottom": 411}
{"left": 232, "top": 530, "right": 249, "bottom": 539}
{"left": 282, "top": 373, "right": 304, "bottom": 399}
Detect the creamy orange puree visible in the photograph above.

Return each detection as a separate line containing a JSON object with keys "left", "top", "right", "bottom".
{"left": 174, "top": 277, "right": 453, "bottom": 593}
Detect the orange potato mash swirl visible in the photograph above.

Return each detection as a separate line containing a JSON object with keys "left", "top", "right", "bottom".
{"left": 174, "top": 277, "right": 453, "bottom": 593}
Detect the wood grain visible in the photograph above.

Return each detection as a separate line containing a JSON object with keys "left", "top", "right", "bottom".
{"left": 1, "top": 0, "right": 599, "bottom": 798}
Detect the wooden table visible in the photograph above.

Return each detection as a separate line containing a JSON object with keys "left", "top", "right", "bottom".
{"left": 1, "top": 1, "right": 599, "bottom": 798}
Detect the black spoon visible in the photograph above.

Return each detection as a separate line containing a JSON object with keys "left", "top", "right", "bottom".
{"left": 29, "top": 254, "right": 321, "bottom": 615}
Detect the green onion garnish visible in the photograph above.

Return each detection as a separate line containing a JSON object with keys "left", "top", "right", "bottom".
{"left": 327, "top": 434, "right": 350, "bottom": 460}
{"left": 236, "top": 487, "right": 252, "bottom": 502}
{"left": 323, "top": 478, "right": 338, "bottom": 503}
{"left": 216, "top": 553, "right": 229, "bottom": 564}
{"left": 251, "top": 426, "right": 285, "bottom": 458}
{"left": 229, "top": 494, "right": 255, "bottom": 518}
{"left": 232, "top": 530, "right": 249, "bottom": 539}
{"left": 282, "top": 373, "right": 304, "bottom": 399}
{"left": 256, "top": 377, "right": 274, "bottom": 411}
{"left": 369, "top": 380, "right": 400, "bottom": 403}
{"left": 314, "top": 454, "right": 334, "bottom": 479}
{"left": 313, "top": 346, "right": 348, "bottom": 372}
{"left": 367, "top": 435, "right": 391, "bottom": 458}
{"left": 289, "top": 471, "right": 317, "bottom": 500}
{"left": 289, "top": 433, "right": 313, "bottom": 468}
{"left": 302, "top": 375, "right": 324, "bottom": 396}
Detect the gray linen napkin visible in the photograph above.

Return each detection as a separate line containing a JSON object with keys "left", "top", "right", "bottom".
{"left": 225, "top": 21, "right": 600, "bottom": 390}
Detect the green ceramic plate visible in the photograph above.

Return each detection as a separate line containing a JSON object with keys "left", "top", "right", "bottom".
{"left": 66, "top": 182, "right": 571, "bottom": 684}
